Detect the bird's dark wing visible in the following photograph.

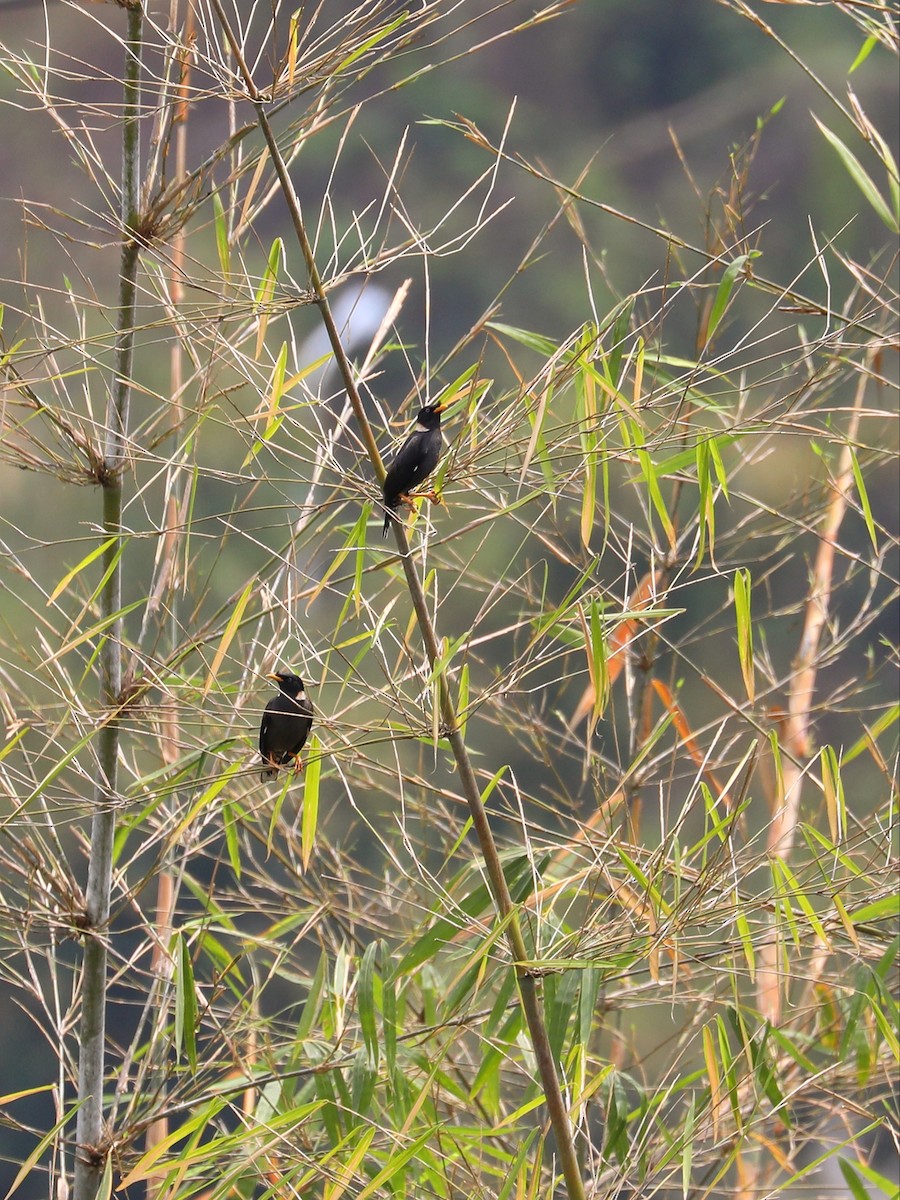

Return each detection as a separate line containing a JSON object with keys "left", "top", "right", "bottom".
{"left": 260, "top": 693, "right": 312, "bottom": 779}
{"left": 295, "top": 695, "right": 314, "bottom": 749}
{"left": 383, "top": 429, "right": 441, "bottom": 501}
{"left": 259, "top": 703, "right": 279, "bottom": 777}
{"left": 258, "top": 704, "right": 275, "bottom": 758}
{"left": 382, "top": 425, "right": 443, "bottom": 535}
{"left": 383, "top": 429, "right": 424, "bottom": 503}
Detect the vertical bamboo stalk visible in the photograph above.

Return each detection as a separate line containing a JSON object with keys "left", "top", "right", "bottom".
{"left": 207, "top": 5, "right": 587, "bottom": 1194}
{"left": 73, "top": 6, "right": 143, "bottom": 1198}
{"left": 758, "top": 369, "right": 868, "bottom": 1023}
{"left": 142, "top": 6, "right": 195, "bottom": 1190}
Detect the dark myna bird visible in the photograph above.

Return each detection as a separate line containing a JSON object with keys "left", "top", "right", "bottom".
{"left": 259, "top": 672, "right": 313, "bottom": 780}
{"left": 382, "top": 400, "right": 447, "bottom": 536}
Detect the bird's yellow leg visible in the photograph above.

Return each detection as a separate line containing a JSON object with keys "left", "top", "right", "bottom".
{"left": 401, "top": 488, "right": 443, "bottom": 507}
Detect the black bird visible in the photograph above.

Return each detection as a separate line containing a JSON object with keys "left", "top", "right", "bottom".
{"left": 382, "top": 400, "right": 447, "bottom": 536}
{"left": 259, "top": 672, "right": 313, "bottom": 780}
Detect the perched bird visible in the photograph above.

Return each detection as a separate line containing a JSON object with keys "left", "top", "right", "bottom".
{"left": 382, "top": 400, "right": 447, "bottom": 536}
{"left": 259, "top": 672, "right": 313, "bottom": 780}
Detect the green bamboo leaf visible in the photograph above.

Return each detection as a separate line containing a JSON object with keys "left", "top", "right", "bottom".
{"left": 849, "top": 447, "right": 878, "bottom": 553}
{"left": 256, "top": 235, "right": 283, "bottom": 304}
{"left": 220, "top": 799, "right": 242, "bottom": 878}
{"left": 202, "top": 580, "right": 254, "bottom": 695}
{"left": 428, "top": 629, "right": 469, "bottom": 684}
{"left": 776, "top": 1120, "right": 882, "bottom": 1194}
{"left": 545, "top": 970, "right": 579, "bottom": 1064}
{"left": 457, "top": 662, "right": 470, "bottom": 744}
{"left": 653, "top": 432, "right": 741, "bottom": 479}
{"left": 577, "top": 964, "right": 601, "bottom": 1045}
{"left": 244, "top": 342, "right": 290, "bottom": 465}
{"left": 472, "top": 1041, "right": 504, "bottom": 1119}
{"left": 296, "top": 952, "right": 328, "bottom": 1044}
{"left": 264, "top": 340, "right": 289, "bottom": 439}
{"left": 323, "top": 1125, "right": 377, "bottom": 1200}
{"left": 733, "top": 568, "right": 755, "bottom": 703}
{"left": 336, "top": 13, "right": 407, "bottom": 72}
{"left": 814, "top": 116, "right": 899, "bottom": 231}
{"left": 522, "top": 380, "right": 557, "bottom": 491}
{"left": 353, "top": 506, "right": 369, "bottom": 613}
{"left": 3, "top": 1098, "right": 76, "bottom": 1197}
{"left": 358, "top": 940, "right": 380, "bottom": 1069}
{"left": 174, "top": 932, "right": 198, "bottom": 1070}
{"left": 193, "top": 926, "right": 244, "bottom": 981}
{"left": 382, "top": 960, "right": 398, "bottom": 1075}
{"left": 869, "top": 999, "right": 899, "bottom": 1061}
{"left": 697, "top": 782, "right": 731, "bottom": 848}
{"left": 47, "top": 535, "right": 121, "bottom": 604}
{"left": 681, "top": 1092, "right": 695, "bottom": 1198}
{"left": 603, "top": 1074, "right": 630, "bottom": 1164}
{"left": 636, "top": 445, "right": 676, "bottom": 549}
{"left": 695, "top": 439, "right": 713, "bottom": 566}
{"left": 0, "top": 728, "right": 28, "bottom": 767}
{"left": 498, "top": 1129, "right": 540, "bottom": 1200}
{"left": 820, "top": 744, "right": 846, "bottom": 843}
{"left": 530, "top": 556, "right": 600, "bottom": 644}
{"left": 301, "top": 734, "right": 322, "bottom": 870}
{"left": 212, "top": 190, "right": 230, "bottom": 280}
{"left": 615, "top": 846, "right": 671, "bottom": 916}
{"left": 255, "top": 236, "right": 283, "bottom": 357}
{"left": 706, "top": 253, "right": 758, "bottom": 346}
{"left": 40, "top": 597, "right": 143, "bottom": 667}
{"left": 479, "top": 763, "right": 509, "bottom": 808}
{"left": 494, "top": 1092, "right": 548, "bottom": 1130}
{"left": 485, "top": 321, "right": 558, "bottom": 356}
{"left": 730, "top": 1012, "right": 788, "bottom": 1118}
{"left": 96, "top": 1156, "right": 113, "bottom": 1200}
{"left": 356, "top": 1127, "right": 436, "bottom": 1199}
{"left": 714, "top": 1014, "right": 742, "bottom": 1131}
{"left": 486, "top": 968, "right": 518, "bottom": 1038}
{"left": 584, "top": 598, "right": 609, "bottom": 722}
{"left": 124, "top": 1100, "right": 306, "bottom": 1187}
{"left": 848, "top": 35, "right": 878, "bottom": 74}
{"left": 520, "top": 371, "right": 552, "bottom": 483}
{"left": 768, "top": 728, "right": 785, "bottom": 810}
{"left": 608, "top": 295, "right": 634, "bottom": 387}
{"left": 848, "top": 895, "right": 900, "bottom": 925}
{"left": 298, "top": 1125, "right": 366, "bottom": 1195}
{"left": 839, "top": 1157, "right": 875, "bottom": 1200}
{"left": 171, "top": 760, "right": 244, "bottom": 844}
{"left": 843, "top": 703, "right": 899, "bottom": 764}
{"left": 777, "top": 858, "right": 832, "bottom": 948}
{"left": 845, "top": 1155, "right": 900, "bottom": 1197}
{"left": 398, "top": 855, "right": 538, "bottom": 973}
{"left": 349, "top": 1044, "right": 376, "bottom": 1115}
{"left": 735, "top": 902, "right": 755, "bottom": 982}
{"left": 709, "top": 434, "right": 730, "bottom": 498}
{"left": 771, "top": 859, "right": 802, "bottom": 950}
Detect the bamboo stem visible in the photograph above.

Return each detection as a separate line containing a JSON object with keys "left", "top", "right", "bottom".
{"left": 72, "top": 6, "right": 143, "bottom": 1197}
{"left": 209, "top": 3, "right": 587, "bottom": 1194}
